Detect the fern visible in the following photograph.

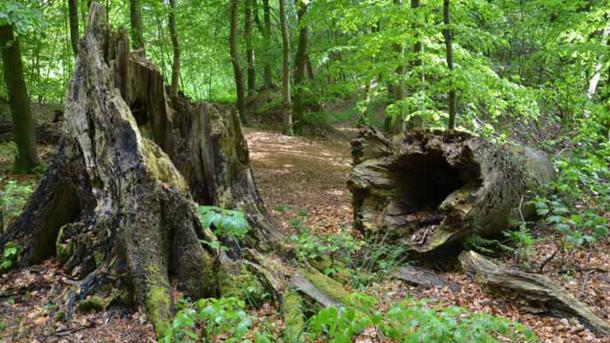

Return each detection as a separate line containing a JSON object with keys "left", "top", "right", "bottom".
{"left": 462, "top": 234, "right": 513, "bottom": 254}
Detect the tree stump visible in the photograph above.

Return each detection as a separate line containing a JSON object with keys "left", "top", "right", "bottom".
{"left": 348, "top": 127, "right": 555, "bottom": 253}
{"left": 0, "top": 3, "right": 291, "bottom": 337}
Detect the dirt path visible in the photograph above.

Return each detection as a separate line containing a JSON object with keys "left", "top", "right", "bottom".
{"left": 245, "top": 128, "right": 354, "bottom": 235}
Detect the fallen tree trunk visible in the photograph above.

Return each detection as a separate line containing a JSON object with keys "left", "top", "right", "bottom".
{"left": 460, "top": 251, "right": 610, "bottom": 335}
{"left": 348, "top": 127, "right": 555, "bottom": 253}
{"left": 0, "top": 3, "right": 348, "bottom": 337}
{"left": 0, "top": 121, "right": 62, "bottom": 144}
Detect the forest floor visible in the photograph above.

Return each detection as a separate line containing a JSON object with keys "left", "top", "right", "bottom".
{"left": 0, "top": 124, "right": 609, "bottom": 342}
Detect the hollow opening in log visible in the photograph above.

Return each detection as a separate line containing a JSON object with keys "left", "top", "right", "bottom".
{"left": 394, "top": 152, "right": 464, "bottom": 212}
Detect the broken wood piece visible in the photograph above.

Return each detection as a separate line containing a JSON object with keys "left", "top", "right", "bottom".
{"left": 393, "top": 265, "right": 460, "bottom": 292}
{"left": 459, "top": 250, "right": 610, "bottom": 336}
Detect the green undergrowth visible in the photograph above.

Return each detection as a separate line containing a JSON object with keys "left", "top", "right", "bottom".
{"left": 163, "top": 292, "right": 537, "bottom": 343}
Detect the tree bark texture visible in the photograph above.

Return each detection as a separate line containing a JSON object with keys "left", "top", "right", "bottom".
{"left": 245, "top": 0, "right": 256, "bottom": 94}
{"left": 293, "top": 0, "right": 310, "bottom": 134}
{"left": 460, "top": 251, "right": 610, "bottom": 336}
{"left": 279, "top": 0, "right": 293, "bottom": 135}
{"left": 168, "top": 0, "right": 180, "bottom": 97}
{"left": 348, "top": 128, "right": 555, "bottom": 253}
{"left": 68, "top": 0, "right": 80, "bottom": 56}
{"left": 129, "top": 0, "right": 145, "bottom": 53}
{"left": 262, "top": 0, "right": 273, "bottom": 88}
{"left": 0, "top": 25, "right": 40, "bottom": 172}
{"left": 443, "top": 0, "right": 457, "bottom": 130}
{"left": 229, "top": 0, "right": 248, "bottom": 124}
{"left": 0, "top": 3, "right": 285, "bottom": 336}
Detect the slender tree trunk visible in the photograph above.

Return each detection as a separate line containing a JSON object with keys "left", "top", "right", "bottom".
{"left": 412, "top": 0, "right": 423, "bottom": 82}
{"left": 229, "top": 0, "right": 247, "bottom": 123}
{"left": 279, "top": 0, "right": 293, "bottom": 135}
{"left": 384, "top": 0, "right": 405, "bottom": 135}
{"left": 68, "top": 0, "right": 79, "bottom": 55}
{"left": 293, "top": 0, "right": 310, "bottom": 134}
{"left": 245, "top": 0, "right": 256, "bottom": 94}
{"left": 585, "top": 25, "right": 610, "bottom": 118}
{"left": 443, "top": 0, "right": 457, "bottom": 130}
{"left": 0, "top": 25, "right": 40, "bottom": 173}
{"left": 168, "top": 0, "right": 180, "bottom": 97}
{"left": 262, "top": 0, "right": 273, "bottom": 89}
{"left": 129, "top": 0, "right": 145, "bottom": 53}
{"left": 306, "top": 57, "right": 315, "bottom": 80}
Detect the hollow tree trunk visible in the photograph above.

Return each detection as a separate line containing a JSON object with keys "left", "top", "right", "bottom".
{"left": 348, "top": 128, "right": 555, "bottom": 253}
{"left": 0, "top": 25, "right": 40, "bottom": 172}
{"left": 0, "top": 4, "right": 347, "bottom": 337}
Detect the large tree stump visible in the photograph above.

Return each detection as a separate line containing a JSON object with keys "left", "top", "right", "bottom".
{"left": 0, "top": 3, "right": 288, "bottom": 337}
{"left": 348, "top": 127, "right": 555, "bottom": 253}
{"left": 0, "top": 3, "right": 351, "bottom": 337}
{"left": 460, "top": 251, "right": 610, "bottom": 335}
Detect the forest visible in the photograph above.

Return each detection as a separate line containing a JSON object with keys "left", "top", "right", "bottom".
{"left": 0, "top": 0, "right": 609, "bottom": 342}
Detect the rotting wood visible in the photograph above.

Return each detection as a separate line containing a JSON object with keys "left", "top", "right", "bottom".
{"left": 348, "top": 127, "right": 555, "bottom": 253}
{"left": 460, "top": 250, "right": 610, "bottom": 336}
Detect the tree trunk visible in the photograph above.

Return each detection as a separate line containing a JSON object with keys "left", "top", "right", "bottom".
{"left": 0, "top": 25, "right": 40, "bottom": 172}
{"left": 279, "top": 0, "right": 293, "bottom": 135}
{"left": 229, "top": 0, "right": 248, "bottom": 124}
{"left": 585, "top": 25, "right": 610, "bottom": 118}
{"left": 68, "top": 0, "right": 80, "bottom": 56}
{"left": 262, "top": 0, "right": 273, "bottom": 89}
{"left": 168, "top": 0, "right": 180, "bottom": 97}
{"left": 460, "top": 251, "right": 610, "bottom": 336}
{"left": 0, "top": 4, "right": 353, "bottom": 338}
{"left": 245, "top": 0, "right": 256, "bottom": 94}
{"left": 293, "top": 0, "right": 310, "bottom": 134}
{"left": 129, "top": 0, "right": 145, "bottom": 54}
{"left": 443, "top": 0, "right": 457, "bottom": 130}
{"left": 348, "top": 128, "right": 555, "bottom": 253}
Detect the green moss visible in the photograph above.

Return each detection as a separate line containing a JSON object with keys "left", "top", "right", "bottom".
{"left": 145, "top": 286, "right": 171, "bottom": 338}
{"left": 283, "top": 291, "right": 305, "bottom": 342}
{"left": 141, "top": 138, "right": 189, "bottom": 193}
{"left": 54, "top": 311, "right": 66, "bottom": 321}
{"left": 219, "top": 263, "right": 268, "bottom": 306}
{"left": 300, "top": 266, "right": 351, "bottom": 304}
{"left": 76, "top": 296, "right": 105, "bottom": 313}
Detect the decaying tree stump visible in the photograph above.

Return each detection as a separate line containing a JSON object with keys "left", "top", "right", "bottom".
{"left": 460, "top": 251, "right": 610, "bottom": 335}
{"left": 0, "top": 3, "right": 352, "bottom": 337}
{"left": 348, "top": 127, "right": 555, "bottom": 253}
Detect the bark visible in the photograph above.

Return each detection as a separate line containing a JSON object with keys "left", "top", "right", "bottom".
{"left": 0, "top": 25, "right": 40, "bottom": 172}
{"left": 443, "top": 0, "right": 457, "bottom": 130}
{"left": 229, "top": 0, "right": 248, "bottom": 124}
{"left": 68, "top": 0, "right": 80, "bottom": 56}
{"left": 412, "top": 0, "right": 423, "bottom": 82}
{"left": 460, "top": 251, "right": 610, "bottom": 336}
{"left": 293, "top": 0, "right": 310, "bottom": 134}
{"left": 245, "top": 0, "right": 256, "bottom": 94}
{"left": 129, "top": 0, "right": 145, "bottom": 54}
{"left": 584, "top": 25, "right": 610, "bottom": 118}
{"left": 393, "top": 265, "right": 460, "bottom": 291}
{"left": 0, "top": 4, "right": 347, "bottom": 337}
{"left": 384, "top": 0, "right": 406, "bottom": 135}
{"left": 168, "top": 0, "right": 180, "bottom": 97}
{"left": 279, "top": 0, "right": 293, "bottom": 135}
{"left": 348, "top": 128, "right": 555, "bottom": 253}
{"left": 262, "top": 0, "right": 273, "bottom": 88}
